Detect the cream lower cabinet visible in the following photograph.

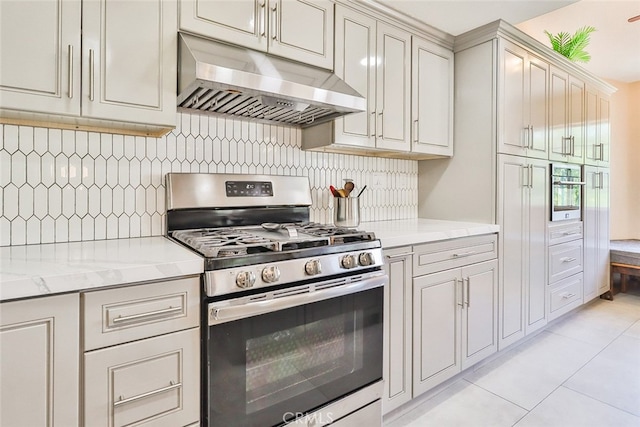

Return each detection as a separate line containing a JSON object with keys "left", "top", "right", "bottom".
{"left": 413, "top": 259, "right": 498, "bottom": 396}
{"left": 382, "top": 247, "right": 413, "bottom": 414}
{"left": 0, "top": 294, "right": 80, "bottom": 427}
{"left": 498, "top": 155, "right": 548, "bottom": 349}
{"left": 583, "top": 166, "right": 610, "bottom": 301}
{"left": 82, "top": 277, "right": 201, "bottom": 427}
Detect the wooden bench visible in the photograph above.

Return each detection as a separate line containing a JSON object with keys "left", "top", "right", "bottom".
{"left": 610, "top": 240, "right": 640, "bottom": 294}
{"left": 610, "top": 263, "right": 640, "bottom": 293}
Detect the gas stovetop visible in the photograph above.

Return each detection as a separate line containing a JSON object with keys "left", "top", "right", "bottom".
{"left": 170, "top": 222, "right": 379, "bottom": 269}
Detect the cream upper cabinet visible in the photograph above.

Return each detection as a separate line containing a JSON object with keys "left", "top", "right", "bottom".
{"left": 498, "top": 39, "right": 549, "bottom": 159}
{"left": 411, "top": 36, "right": 453, "bottom": 157}
{"left": 179, "top": 0, "right": 334, "bottom": 69}
{"left": 82, "top": 0, "right": 177, "bottom": 127}
{"left": 0, "top": 294, "right": 79, "bottom": 427}
{"left": 375, "top": 21, "right": 411, "bottom": 152}
{"left": 0, "top": 0, "right": 177, "bottom": 135}
{"left": 0, "top": 0, "right": 81, "bottom": 116}
{"left": 585, "top": 85, "right": 610, "bottom": 167}
{"left": 549, "top": 66, "right": 585, "bottom": 163}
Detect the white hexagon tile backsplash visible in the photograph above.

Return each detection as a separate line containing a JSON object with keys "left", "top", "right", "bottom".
{"left": 0, "top": 113, "right": 418, "bottom": 246}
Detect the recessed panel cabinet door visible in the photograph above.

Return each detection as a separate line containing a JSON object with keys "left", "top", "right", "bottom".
{"left": 597, "top": 170, "right": 610, "bottom": 294}
{"left": 549, "top": 67, "right": 569, "bottom": 160}
{"left": 82, "top": 0, "right": 176, "bottom": 126}
{"left": 376, "top": 22, "right": 411, "bottom": 152}
{"left": 527, "top": 159, "right": 548, "bottom": 333}
{"left": 0, "top": 0, "right": 81, "bottom": 115}
{"left": 270, "top": 0, "right": 334, "bottom": 69}
{"left": 179, "top": 0, "right": 265, "bottom": 51}
{"left": 0, "top": 294, "right": 79, "bottom": 427}
{"left": 499, "top": 41, "right": 528, "bottom": 157}
{"left": 527, "top": 55, "right": 549, "bottom": 159}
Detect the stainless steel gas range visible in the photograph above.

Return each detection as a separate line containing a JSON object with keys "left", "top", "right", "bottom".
{"left": 166, "top": 173, "right": 386, "bottom": 427}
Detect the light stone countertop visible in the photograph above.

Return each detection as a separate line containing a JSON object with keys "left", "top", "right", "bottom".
{"left": 360, "top": 218, "right": 500, "bottom": 248}
{"left": 0, "top": 237, "right": 204, "bottom": 302}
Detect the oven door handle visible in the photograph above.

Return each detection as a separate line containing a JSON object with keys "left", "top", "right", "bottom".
{"left": 208, "top": 274, "right": 387, "bottom": 325}
{"left": 553, "top": 181, "right": 586, "bottom": 186}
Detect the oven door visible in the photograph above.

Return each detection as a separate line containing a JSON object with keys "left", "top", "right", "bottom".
{"left": 551, "top": 164, "right": 584, "bottom": 221}
{"left": 205, "top": 272, "right": 386, "bottom": 427}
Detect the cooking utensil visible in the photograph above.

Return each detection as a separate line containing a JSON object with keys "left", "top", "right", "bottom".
{"left": 356, "top": 185, "right": 367, "bottom": 198}
{"left": 329, "top": 185, "right": 340, "bottom": 197}
{"left": 337, "top": 189, "right": 347, "bottom": 198}
{"left": 344, "top": 181, "right": 355, "bottom": 196}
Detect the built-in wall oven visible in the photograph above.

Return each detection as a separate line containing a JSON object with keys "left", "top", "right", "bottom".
{"left": 166, "top": 173, "right": 386, "bottom": 427}
{"left": 550, "top": 163, "right": 584, "bottom": 221}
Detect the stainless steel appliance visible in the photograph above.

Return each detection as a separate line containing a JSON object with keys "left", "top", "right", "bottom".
{"left": 165, "top": 173, "right": 385, "bottom": 427}
{"left": 550, "top": 163, "right": 584, "bottom": 221}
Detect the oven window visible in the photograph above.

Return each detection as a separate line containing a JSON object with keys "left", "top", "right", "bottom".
{"left": 206, "top": 287, "right": 383, "bottom": 427}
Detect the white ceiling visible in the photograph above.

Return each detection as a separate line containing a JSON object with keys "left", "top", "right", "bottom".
{"left": 372, "top": 0, "right": 640, "bottom": 83}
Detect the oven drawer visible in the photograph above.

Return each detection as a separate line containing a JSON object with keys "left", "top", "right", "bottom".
{"left": 548, "top": 221, "right": 583, "bottom": 246}
{"left": 83, "top": 276, "right": 200, "bottom": 351}
{"left": 549, "top": 240, "right": 583, "bottom": 284}
{"left": 548, "top": 273, "right": 583, "bottom": 321}
{"left": 84, "top": 328, "right": 200, "bottom": 427}
{"left": 413, "top": 234, "right": 497, "bottom": 277}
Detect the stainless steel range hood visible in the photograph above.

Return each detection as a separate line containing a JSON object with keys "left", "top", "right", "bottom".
{"left": 177, "top": 33, "right": 366, "bottom": 128}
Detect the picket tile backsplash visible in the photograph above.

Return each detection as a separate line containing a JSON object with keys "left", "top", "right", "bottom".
{"left": 0, "top": 113, "right": 418, "bottom": 246}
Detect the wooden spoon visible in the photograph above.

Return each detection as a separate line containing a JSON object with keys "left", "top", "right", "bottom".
{"left": 344, "top": 181, "right": 355, "bottom": 196}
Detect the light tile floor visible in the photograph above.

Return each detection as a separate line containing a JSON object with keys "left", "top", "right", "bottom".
{"left": 385, "top": 293, "right": 640, "bottom": 427}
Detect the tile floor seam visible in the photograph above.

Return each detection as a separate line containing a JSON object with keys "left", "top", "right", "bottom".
{"left": 461, "top": 378, "right": 531, "bottom": 413}
{"left": 559, "top": 384, "right": 640, "bottom": 420}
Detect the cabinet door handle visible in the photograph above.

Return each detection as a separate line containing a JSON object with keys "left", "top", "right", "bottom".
{"left": 385, "top": 251, "right": 414, "bottom": 260}
{"left": 457, "top": 278, "right": 465, "bottom": 307}
{"left": 111, "top": 306, "right": 183, "bottom": 324}
{"left": 67, "top": 45, "right": 74, "bottom": 99}
{"left": 528, "top": 165, "right": 533, "bottom": 189}
{"left": 529, "top": 125, "right": 534, "bottom": 149}
{"left": 370, "top": 112, "right": 376, "bottom": 137}
{"left": 259, "top": 0, "right": 266, "bottom": 37}
{"left": 570, "top": 136, "right": 576, "bottom": 156}
{"left": 89, "top": 48, "right": 95, "bottom": 101}
{"left": 465, "top": 277, "right": 471, "bottom": 308}
{"left": 271, "top": 2, "right": 278, "bottom": 41}
{"left": 598, "top": 143, "right": 604, "bottom": 161}
{"left": 599, "top": 171, "right": 604, "bottom": 189}
{"left": 453, "top": 251, "right": 475, "bottom": 258}
{"left": 113, "top": 381, "right": 182, "bottom": 407}
{"left": 561, "top": 257, "right": 577, "bottom": 263}
{"left": 378, "top": 111, "right": 384, "bottom": 138}
{"left": 522, "top": 165, "right": 530, "bottom": 188}
{"left": 413, "top": 120, "right": 419, "bottom": 143}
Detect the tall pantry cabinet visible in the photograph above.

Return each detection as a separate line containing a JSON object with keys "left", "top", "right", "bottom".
{"left": 418, "top": 20, "right": 616, "bottom": 350}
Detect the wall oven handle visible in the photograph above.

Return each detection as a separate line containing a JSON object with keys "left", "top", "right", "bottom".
{"left": 208, "top": 274, "right": 387, "bottom": 325}
{"left": 553, "top": 181, "right": 586, "bottom": 186}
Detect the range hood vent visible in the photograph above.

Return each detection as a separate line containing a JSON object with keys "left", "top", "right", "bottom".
{"left": 177, "top": 33, "right": 366, "bottom": 128}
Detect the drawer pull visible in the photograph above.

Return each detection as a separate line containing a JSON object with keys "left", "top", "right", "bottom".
{"left": 560, "top": 257, "right": 577, "bottom": 263}
{"left": 561, "top": 292, "right": 576, "bottom": 299}
{"left": 563, "top": 231, "right": 580, "bottom": 236}
{"left": 112, "top": 306, "right": 183, "bottom": 324}
{"left": 114, "top": 381, "right": 182, "bottom": 407}
{"left": 453, "top": 251, "right": 476, "bottom": 258}
{"left": 386, "top": 252, "right": 414, "bottom": 260}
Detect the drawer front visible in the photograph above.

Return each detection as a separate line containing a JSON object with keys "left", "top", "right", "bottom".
{"left": 83, "top": 276, "right": 200, "bottom": 351}
{"left": 548, "top": 221, "right": 583, "bottom": 245}
{"left": 413, "top": 234, "right": 497, "bottom": 277}
{"left": 549, "top": 240, "right": 583, "bottom": 284}
{"left": 548, "top": 273, "right": 583, "bottom": 321}
{"left": 84, "top": 328, "right": 200, "bottom": 427}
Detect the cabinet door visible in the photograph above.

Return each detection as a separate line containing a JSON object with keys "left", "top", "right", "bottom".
{"left": 0, "top": 0, "right": 81, "bottom": 116}
{"left": 333, "top": 5, "right": 376, "bottom": 148}
{"left": 82, "top": 0, "right": 177, "bottom": 127}
{"left": 567, "top": 76, "right": 585, "bottom": 163}
{"left": 269, "top": 0, "right": 334, "bottom": 69}
{"left": 461, "top": 260, "right": 498, "bottom": 370}
{"left": 527, "top": 55, "right": 549, "bottom": 158}
{"left": 382, "top": 247, "right": 413, "bottom": 414}
{"left": 585, "top": 85, "right": 599, "bottom": 165}
{"left": 413, "top": 269, "right": 461, "bottom": 396}
{"left": 84, "top": 328, "right": 200, "bottom": 427}
{"left": 411, "top": 36, "right": 453, "bottom": 157}
{"left": 549, "top": 67, "right": 569, "bottom": 161}
{"left": 498, "top": 40, "right": 528, "bottom": 157}
{"left": 497, "top": 154, "right": 527, "bottom": 349}
{"left": 526, "top": 159, "right": 548, "bottom": 333}
{"left": 597, "top": 169, "right": 610, "bottom": 295}
{"left": 598, "top": 95, "right": 610, "bottom": 166}
{"left": 583, "top": 166, "right": 599, "bottom": 301}
{"left": 179, "top": 0, "right": 266, "bottom": 51}
{"left": 0, "top": 294, "right": 79, "bottom": 427}
{"left": 375, "top": 22, "right": 411, "bottom": 152}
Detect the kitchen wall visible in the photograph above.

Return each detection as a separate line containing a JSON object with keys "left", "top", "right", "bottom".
{"left": 0, "top": 113, "right": 418, "bottom": 246}
{"left": 608, "top": 79, "right": 640, "bottom": 240}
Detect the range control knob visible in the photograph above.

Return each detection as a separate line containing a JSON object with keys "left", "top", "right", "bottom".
{"left": 304, "top": 259, "right": 322, "bottom": 276}
{"left": 236, "top": 271, "right": 256, "bottom": 289}
{"left": 340, "top": 254, "right": 358, "bottom": 269}
{"left": 262, "top": 266, "right": 281, "bottom": 283}
{"left": 358, "top": 252, "right": 376, "bottom": 266}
